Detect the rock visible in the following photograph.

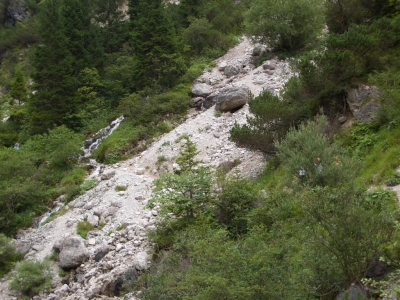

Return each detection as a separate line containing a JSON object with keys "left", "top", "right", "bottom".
{"left": 88, "top": 238, "right": 96, "bottom": 246}
{"left": 135, "top": 168, "right": 145, "bottom": 175}
{"left": 86, "top": 214, "right": 99, "bottom": 227}
{"left": 108, "top": 206, "right": 120, "bottom": 216}
{"left": 54, "top": 284, "right": 69, "bottom": 296}
{"left": 102, "top": 268, "right": 138, "bottom": 297}
{"left": 101, "top": 170, "right": 115, "bottom": 180}
{"left": 191, "top": 97, "right": 205, "bottom": 109}
{"left": 336, "top": 284, "right": 368, "bottom": 300}
{"left": 111, "top": 200, "right": 123, "bottom": 208}
{"left": 191, "top": 82, "right": 212, "bottom": 97}
{"left": 345, "top": 84, "right": 381, "bottom": 122}
{"left": 74, "top": 201, "right": 85, "bottom": 208}
{"left": 203, "top": 93, "right": 218, "bottom": 109}
{"left": 6, "top": 0, "right": 28, "bottom": 26}
{"left": 217, "top": 160, "right": 239, "bottom": 174}
{"left": 133, "top": 251, "right": 149, "bottom": 270}
{"left": 215, "top": 86, "right": 249, "bottom": 112}
{"left": 338, "top": 116, "right": 347, "bottom": 124}
{"left": 14, "top": 240, "right": 32, "bottom": 255}
{"left": 262, "top": 61, "right": 276, "bottom": 70}
{"left": 58, "top": 235, "right": 90, "bottom": 269}
{"left": 84, "top": 201, "right": 95, "bottom": 210}
{"left": 224, "top": 64, "right": 241, "bottom": 78}
{"left": 135, "top": 195, "right": 144, "bottom": 200}
{"left": 93, "top": 207, "right": 103, "bottom": 217}
{"left": 94, "top": 244, "right": 110, "bottom": 262}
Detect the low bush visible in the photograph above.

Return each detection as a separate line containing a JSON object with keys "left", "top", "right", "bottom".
{"left": 0, "top": 234, "right": 23, "bottom": 277}
{"left": 9, "top": 260, "right": 53, "bottom": 298}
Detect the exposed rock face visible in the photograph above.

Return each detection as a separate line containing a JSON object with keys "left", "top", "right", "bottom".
{"left": 58, "top": 235, "right": 89, "bottom": 269}
{"left": 5, "top": 0, "right": 28, "bottom": 26}
{"left": 215, "top": 86, "right": 249, "bottom": 112}
{"left": 191, "top": 82, "right": 213, "bottom": 97}
{"left": 345, "top": 85, "right": 381, "bottom": 122}
{"left": 102, "top": 267, "right": 138, "bottom": 297}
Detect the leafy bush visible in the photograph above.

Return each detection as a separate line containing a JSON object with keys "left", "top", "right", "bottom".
{"left": 386, "top": 173, "right": 400, "bottom": 186}
{"left": 0, "top": 234, "right": 23, "bottom": 277}
{"left": 245, "top": 0, "right": 325, "bottom": 51}
{"left": 9, "top": 260, "right": 53, "bottom": 298}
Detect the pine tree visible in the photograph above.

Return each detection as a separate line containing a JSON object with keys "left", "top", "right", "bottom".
{"left": 10, "top": 69, "right": 27, "bottom": 105}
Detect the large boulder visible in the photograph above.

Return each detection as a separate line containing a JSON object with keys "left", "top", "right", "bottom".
{"left": 345, "top": 85, "right": 381, "bottom": 122}
{"left": 215, "top": 86, "right": 249, "bottom": 112}
{"left": 224, "top": 63, "right": 242, "bottom": 78}
{"left": 102, "top": 268, "right": 138, "bottom": 297}
{"left": 191, "top": 83, "right": 212, "bottom": 97}
{"left": 58, "top": 235, "right": 89, "bottom": 269}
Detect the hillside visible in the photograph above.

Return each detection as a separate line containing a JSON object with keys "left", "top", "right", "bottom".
{"left": 1, "top": 0, "right": 400, "bottom": 299}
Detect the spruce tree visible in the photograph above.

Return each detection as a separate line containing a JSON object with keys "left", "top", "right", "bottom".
{"left": 129, "top": 0, "right": 184, "bottom": 90}
{"left": 28, "top": 0, "right": 80, "bottom": 134}
{"left": 94, "top": 0, "right": 128, "bottom": 53}
{"left": 10, "top": 69, "right": 27, "bottom": 105}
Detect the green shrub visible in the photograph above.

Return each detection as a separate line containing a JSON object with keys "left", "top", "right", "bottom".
{"left": 0, "top": 234, "right": 23, "bottom": 277}
{"left": 245, "top": 0, "right": 325, "bottom": 51}
{"left": 386, "top": 173, "right": 400, "bottom": 186}
{"left": 81, "top": 179, "right": 97, "bottom": 192}
{"left": 77, "top": 220, "right": 94, "bottom": 239}
{"left": 9, "top": 260, "right": 53, "bottom": 298}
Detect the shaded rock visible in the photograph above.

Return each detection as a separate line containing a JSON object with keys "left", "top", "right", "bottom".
{"left": 203, "top": 92, "right": 218, "bottom": 109}
{"left": 191, "top": 83, "right": 212, "bottom": 97}
{"left": 336, "top": 284, "right": 368, "bottom": 300}
{"left": 101, "top": 170, "right": 115, "bottom": 180}
{"left": 102, "top": 268, "right": 138, "bottom": 297}
{"left": 58, "top": 235, "right": 89, "bottom": 269}
{"left": 191, "top": 97, "right": 204, "bottom": 109}
{"left": 262, "top": 61, "right": 276, "bottom": 70}
{"left": 94, "top": 244, "right": 110, "bottom": 262}
{"left": 345, "top": 85, "right": 381, "bottom": 122}
{"left": 93, "top": 207, "right": 103, "bottom": 217}
{"left": 338, "top": 116, "right": 347, "bottom": 124}
{"left": 108, "top": 206, "right": 120, "bottom": 216}
{"left": 215, "top": 86, "right": 249, "bottom": 112}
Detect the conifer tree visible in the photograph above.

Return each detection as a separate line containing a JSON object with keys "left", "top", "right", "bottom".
{"left": 129, "top": 0, "right": 184, "bottom": 90}
{"left": 28, "top": 0, "right": 80, "bottom": 134}
{"left": 94, "top": 0, "right": 128, "bottom": 53}
{"left": 10, "top": 69, "right": 27, "bottom": 105}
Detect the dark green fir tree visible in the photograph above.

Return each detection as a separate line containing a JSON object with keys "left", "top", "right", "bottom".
{"left": 10, "top": 69, "right": 28, "bottom": 105}
{"left": 28, "top": 0, "right": 80, "bottom": 134}
{"left": 129, "top": 0, "right": 185, "bottom": 91}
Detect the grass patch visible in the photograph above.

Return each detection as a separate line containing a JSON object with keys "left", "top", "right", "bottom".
{"left": 115, "top": 185, "right": 128, "bottom": 192}
{"left": 77, "top": 220, "right": 94, "bottom": 239}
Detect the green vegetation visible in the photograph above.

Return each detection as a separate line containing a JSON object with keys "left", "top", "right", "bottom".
{"left": 9, "top": 260, "right": 53, "bottom": 298}
{"left": 77, "top": 220, "right": 95, "bottom": 239}
{"left": 115, "top": 185, "right": 128, "bottom": 192}
{"left": 0, "top": 234, "right": 23, "bottom": 277}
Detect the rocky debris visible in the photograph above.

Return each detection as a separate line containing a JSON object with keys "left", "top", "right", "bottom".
{"left": 191, "top": 96, "right": 205, "bottom": 109}
{"left": 57, "top": 235, "right": 90, "bottom": 269}
{"left": 217, "top": 160, "right": 240, "bottom": 174}
{"left": 191, "top": 82, "right": 213, "bottom": 97}
{"left": 5, "top": 0, "right": 28, "bottom": 26}
{"left": 132, "top": 251, "right": 149, "bottom": 270}
{"left": 345, "top": 84, "right": 381, "bottom": 122}
{"left": 215, "top": 86, "right": 249, "bottom": 112}
{"left": 338, "top": 116, "right": 348, "bottom": 124}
